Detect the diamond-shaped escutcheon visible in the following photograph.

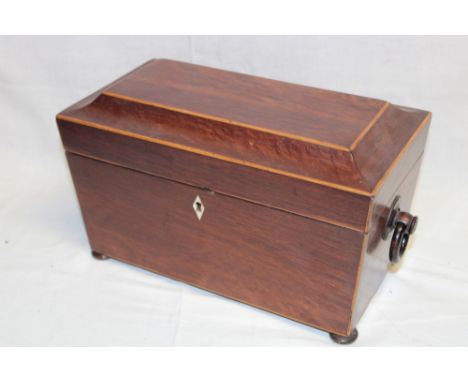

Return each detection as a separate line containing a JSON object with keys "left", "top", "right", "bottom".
{"left": 192, "top": 195, "right": 205, "bottom": 220}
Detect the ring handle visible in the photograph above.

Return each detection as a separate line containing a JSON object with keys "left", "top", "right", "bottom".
{"left": 383, "top": 196, "right": 418, "bottom": 264}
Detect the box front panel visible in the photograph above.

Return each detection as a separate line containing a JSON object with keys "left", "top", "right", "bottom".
{"left": 67, "top": 153, "right": 364, "bottom": 335}
{"left": 59, "top": 121, "right": 371, "bottom": 231}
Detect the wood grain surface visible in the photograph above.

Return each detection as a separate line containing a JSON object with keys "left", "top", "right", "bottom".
{"left": 351, "top": 123, "right": 430, "bottom": 326}
{"left": 67, "top": 152, "right": 364, "bottom": 335}
{"left": 107, "top": 59, "right": 386, "bottom": 147}
{"left": 59, "top": 120, "right": 371, "bottom": 231}
{"left": 57, "top": 59, "right": 431, "bottom": 194}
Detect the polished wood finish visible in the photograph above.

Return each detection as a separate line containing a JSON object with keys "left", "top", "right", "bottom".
{"left": 351, "top": 123, "right": 430, "bottom": 327}
{"left": 106, "top": 59, "right": 386, "bottom": 147}
{"left": 58, "top": 59, "right": 429, "bottom": 195}
{"left": 67, "top": 153, "right": 363, "bottom": 335}
{"left": 56, "top": 59, "right": 431, "bottom": 338}
{"left": 58, "top": 120, "right": 370, "bottom": 231}
{"left": 352, "top": 105, "right": 429, "bottom": 191}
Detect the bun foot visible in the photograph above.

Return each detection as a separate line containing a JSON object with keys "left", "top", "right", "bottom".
{"left": 329, "top": 328, "right": 358, "bottom": 345}
{"left": 91, "top": 250, "right": 110, "bottom": 260}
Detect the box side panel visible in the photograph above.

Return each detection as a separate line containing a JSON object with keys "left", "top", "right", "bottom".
{"left": 67, "top": 153, "right": 364, "bottom": 336}
{"left": 351, "top": 124, "right": 430, "bottom": 327}
{"left": 58, "top": 121, "right": 370, "bottom": 232}
{"left": 352, "top": 106, "right": 430, "bottom": 191}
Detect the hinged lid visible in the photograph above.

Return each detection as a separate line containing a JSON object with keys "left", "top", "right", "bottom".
{"left": 57, "top": 59, "right": 431, "bottom": 196}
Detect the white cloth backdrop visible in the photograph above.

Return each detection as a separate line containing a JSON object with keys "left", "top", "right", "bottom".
{"left": 1, "top": 36, "right": 467, "bottom": 346}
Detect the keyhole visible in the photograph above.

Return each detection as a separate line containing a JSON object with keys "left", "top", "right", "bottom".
{"left": 195, "top": 202, "right": 202, "bottom": 212}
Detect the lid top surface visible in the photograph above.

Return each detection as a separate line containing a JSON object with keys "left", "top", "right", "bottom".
{"left": 58, "top": 59, "right": 430, "bottom": 196}
{"left": 104, "top": 59, "right": 387, "bottom": 148}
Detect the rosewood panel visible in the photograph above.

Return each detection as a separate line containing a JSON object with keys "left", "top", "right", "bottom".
{"left": 59, "top": 120, "right": 371, "bottom": 231}
{"left": 67, "top": 153, "right": 365, "bottom": 335}
{"left": 352, "top": 105, "right": 430, "bottom": 191}
{"left": 351, "top": 124, "right": 430, "bottom": 326}
{"left": 109, "top": 59, "right": 386, "bottom": 146}
{"left": 57, "top": 60, "right": 431, "bottom": 194}
{"left": 60, "top": 94, "right": 367, "bottom": 190}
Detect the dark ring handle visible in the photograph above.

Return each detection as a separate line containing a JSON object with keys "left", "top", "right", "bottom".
{"left": 384, "top": 196, "right": 418, "bottom": 264}
{"left": 390, "top": 222, "right": 409, "bottom": 263}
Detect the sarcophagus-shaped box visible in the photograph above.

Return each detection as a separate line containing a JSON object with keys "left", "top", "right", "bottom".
{"left": 57, "top": 59, "right": 431, "bottom": 343}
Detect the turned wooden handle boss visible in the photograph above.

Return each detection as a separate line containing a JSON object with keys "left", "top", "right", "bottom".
{"left": 56, "top": 59, "right": 431, "bottom": 344}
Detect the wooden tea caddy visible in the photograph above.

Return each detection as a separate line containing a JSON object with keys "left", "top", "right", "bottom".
{"left": 57, "top": 59, "right": 431, "bottom": 344}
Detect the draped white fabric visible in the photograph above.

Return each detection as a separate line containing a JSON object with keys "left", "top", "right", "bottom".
{"left": 1, "top": 36, "right": 467, "bottom": 346}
